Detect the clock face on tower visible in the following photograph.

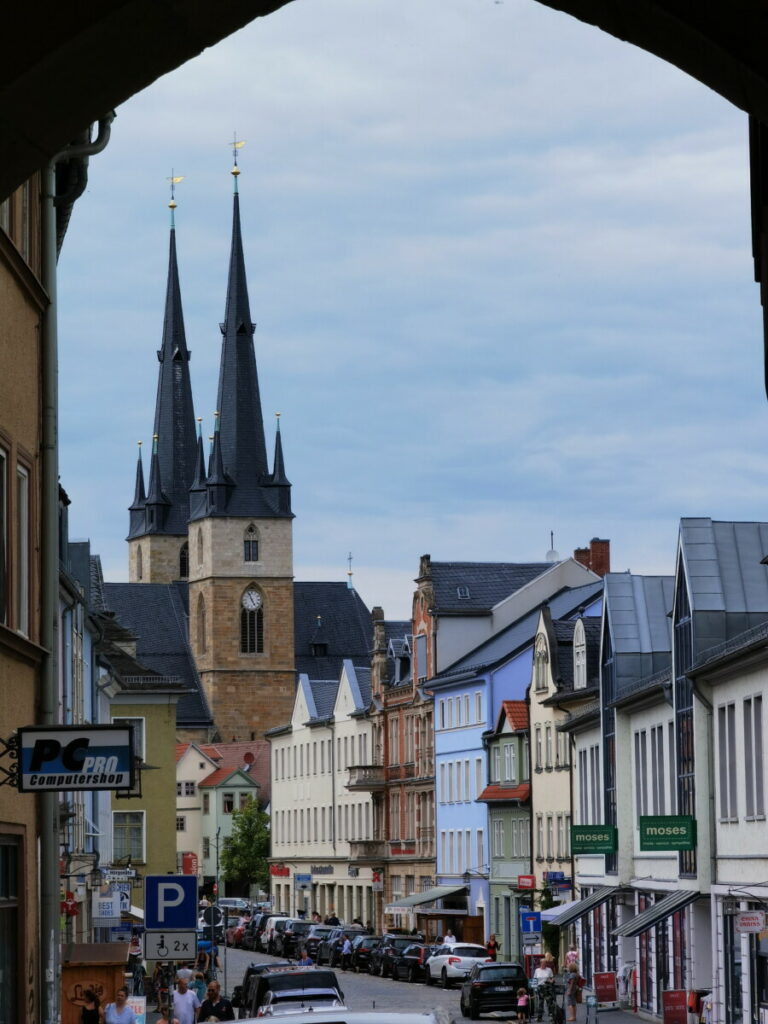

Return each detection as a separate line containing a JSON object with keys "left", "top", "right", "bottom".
{"left": 242, "top": 589, "right": 262, "bottom": 611}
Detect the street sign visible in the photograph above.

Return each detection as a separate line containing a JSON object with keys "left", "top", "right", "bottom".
{"left": 294, "top": 873, "right": 312, "bottom": 890}
{"left": 144, "top": 930, "right": 197, "bottom": 960}
{"left": 144, "top": 875, "right": 198, "bottom": 930}
{"left": 522, "top": 931, "right": 542, "bottom": 945}
{"left": 520, "top": 910, "right": 542, "bottom": 933}
{"left": 17, "top": 725, "right": 135, "bottom": 792}
{"left": 105, "top": 869, "right": 136, "bottom": 882}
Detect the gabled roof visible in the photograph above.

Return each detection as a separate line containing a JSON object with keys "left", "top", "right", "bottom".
{"left": 477, "top": 782, "right": 530, "bottom": 803}
{"left": 307, "top": 678, "right": 339, "bottom": 721}
{"left": 294, "top": 583, "right": 372, "bottom": 681}
{"left": 604, "top": 573, "right": 674, "bottom": 656}
{"left": 679, "top": 517, "right": 768, "bottom": 615}
{"left": 501, "top": 700, "right": 528, "bottom": 732}
{"left": 426, "top": 560, "right": 558, "bottom": 613}
{"left": 198, "top": 765, "right": 259, "bottom": 789}
{"left": 431, "top": 580, "right": 603, "bottom": 684}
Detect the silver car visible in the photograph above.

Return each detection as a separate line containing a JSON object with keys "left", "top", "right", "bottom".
{"left": 425, "top": 944, "right": 491, "bottom": 988}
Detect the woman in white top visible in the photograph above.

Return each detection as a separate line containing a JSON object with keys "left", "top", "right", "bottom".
{"left": 103, "top": 987, "right": 136, "bottom": 1024}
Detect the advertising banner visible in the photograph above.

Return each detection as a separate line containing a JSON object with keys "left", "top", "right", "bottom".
{"left": 639, "top": 816, "right": 696, "bottom": 852}
{"left": 593, "top": 972, "right": 618, "bottom": 1003}
{"left": 661, "top": 989, "right": 688, "bottom": 1024}
{"left": 18, "top": 725, "right": 134, "bottom": 792}
{"left": 571, "top": 825, "right": 618, "bottom": 854}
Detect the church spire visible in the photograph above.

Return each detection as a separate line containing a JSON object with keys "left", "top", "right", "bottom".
{"left": 128, "top": 442, "right": 147, "bottom": 538}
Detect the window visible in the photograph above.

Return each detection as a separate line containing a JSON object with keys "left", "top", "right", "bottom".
{"left": 15, "top": 465, "right": 28, "bottom": 634}
{"left": 197, "top": 527, "right": 203, "bottom": 566}
{"left": 475, "top": 691, "right": 482, "bottom": 723}
{"left": 534, "top": 635, "right": 548, "bottom": 691}
{"left": 493, "top": 747, "right": 501, "bottom": 782}
{"left": 536, "top": 814, "right": 544, "bottom": 860}
{"left": 522, "top": 738, "right": 530, "bottom": 778}
{"left": 439, "top": 762, "right": 446, "bottom": 803}
{"left": 457, "top": 585, "right": 470, "bottom": 600}
{"left": 176, "top": 816, "right": 186, "bottom": 831}
{"left": 493, "top": 819, "right": 504, "bottom": 856}
{"left": 244, "top": 524, "right": 259, "bottom": 561}
{"left": 416, "top": 633, "right": 428, "bottom": 681}
{"left": 179, "top": 542, "right": 189, "bottom": 579}
{"left": 535, "top": 726, "right": 542, "bottom": 770}
{"left": 182, "top": 782, "right": 194, "bottom": 797}
{"left": 455, "top": 761, "right": 463, "bottom": 802}
{"left": 0, "top": 836, "right": 19, "bottom": 1022}
{"left": 239, "top": 793, "right": 250, "bottom": 810}
{"left": 504, "top": 743, "right": 516, "bottom": 782}
{"left": 546, "top": 815, "right": 554, "bottom": 860}
{"left": 650, "top": 725, "right": 665, "bottom": 814}
{"left": 476, "top": 829, "right": 484, "bottom": 870}
{"left": 176, "top": 782, "right": 182, "bottom": 797}
{"left": 475, "top": 758, "right": 482, "bottom": 799}
{"left": 0, "top": 450, "right": 6, "bottom": 624}
{"left": 557, "top": 814, "right": 565, "bottom": 859}
{"left": 240, "top": 590, "right": 264, "bottom": 653}
{"left": 113, "top": 811, "right": 145, "bottom": 861}
{"left": 203, "top": 793, "right": 210, "bottom": 815}
{"left": 197, "top": 595, "right": 207, "bottom": 653}
{"left": 136, "top": 544, "right": 143, "bottom": 581}
{"left": 223, "top": 793, "right": 235, "bottom": 814}
{"left": 545, "top": 725, "right": 553, "bottom": 769}
{"left": 447, "top": 762, "right": 454, "bottom": 802}
{"left": 634, "top": 730, "right": 648, "bottom": 817}
{"left": 573, "top": 619, "right": 587, "bottom": 689}
{"left": 389, "top": 719, "right": 400, "bottom": 764}
{"left": 390, "top": 793, "right": 400, "bottom": 840}
{"left": 464, "top": 694, "right": 470, "bottom": 724}
{"left": 202, "top": 837, "right": 210, "bottom": 858}
{"left": 464, "top": 760, "right": 470, "bottom": 802}
{"left": 744, "top": 695, "right": 765, "bottom": 818}
{"left": 578, "top": 749, "right": 588, "bottom": 824}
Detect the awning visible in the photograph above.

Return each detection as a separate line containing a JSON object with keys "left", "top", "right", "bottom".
{"left": 613, "top": 890, "right": 700, "bottom": 938}
{"left": 385, "top": 884, "right": 467, "bottom": 914}
{"left": 541, "top": 899, "right": 580, "bottom": 922}
{"left": 126, "top": 905, "right": 144, "bottom": 920}
{"left": 547, "top": 886, "right": 619, "bottom": 927}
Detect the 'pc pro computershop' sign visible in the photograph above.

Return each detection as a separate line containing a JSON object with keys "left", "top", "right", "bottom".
{"left": 17, "top": 725, "right": 135, "bottom": 791}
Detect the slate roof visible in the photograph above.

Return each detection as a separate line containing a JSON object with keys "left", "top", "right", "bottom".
{"left": 604, "top": 573, "right": 674, "bottom": 656}
{"left": 477, "top": 782, "right": 531, "bottom": 803}
{"left": 102, "top": 581, "right": 212, "bottom": 727}
{"left": 294, "top": 583, "right": 372, "bottom": 681}
{"left": 427, "top": 561, "right": 558, "bottom": 612}
{"left": 431, "top": 580, "right": 604, "bottom": 683}
{"left": 307, "top": 679, "right": 340, "bottom": 721}
{"left": 545, "top": 615, "right": 601, "bottom": 696}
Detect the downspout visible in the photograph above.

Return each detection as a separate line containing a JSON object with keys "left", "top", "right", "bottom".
{"left": 691, "top": 676, "right": 716, "bottom": 1002}
{"left": 40, "top": 113, "right": 113, "bottom": 1024}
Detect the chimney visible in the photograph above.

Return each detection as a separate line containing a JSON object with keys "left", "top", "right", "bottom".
{"left": 573, "top": 538, "right": 611, "bottom": 577}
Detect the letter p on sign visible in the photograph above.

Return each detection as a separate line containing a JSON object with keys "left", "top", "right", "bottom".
{"left": 144, "top": 875, "right": 198, "bottom": 930}
{"left": 157, "top": 882, "right": 185, "bottom": 922}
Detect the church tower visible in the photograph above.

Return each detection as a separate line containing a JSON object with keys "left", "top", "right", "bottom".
{"left": 127, "top": 190, "right": 197, "bottom": 583}
{"left": 187, "top": 156, "right": 296, "bottom": 741}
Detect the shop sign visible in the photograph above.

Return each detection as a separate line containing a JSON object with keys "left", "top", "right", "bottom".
{"left": 735, "top": 911, "right": 765, "bottom": 933}
{"left": 517, "top": 875, "right": 536, "bottom": 889}
{"left": 18, "top": 725, "right": 135, "bottom": 792}
{"left": 181, "top": 852, "right": 198, "bottom": 876}
{"left": 372, "top": 870, "right": 384, "bottom": 892}
{"left": 661, "top": 990, "right": 688, "bottom": 1024}
{"left": 310, "top": 865, "right": 334, "bottom": 875}
{"left": 639, "top": 816, "right": 696, "bottom": 852}
{"left": 270, "top": 864, "right": 290, "bottom": 877}
{"left": 593, "top": 973, "right": 617, "bottom": 1002}
{"left": 571, "top": 825, "right": 617, "bottom": 854}
{"left": 544, "top": 871, "right": 565, "bottom": 882}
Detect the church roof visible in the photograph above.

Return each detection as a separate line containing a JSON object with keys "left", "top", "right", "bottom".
{"left": 294, "top": 582, "right": 372, "bottom": 681}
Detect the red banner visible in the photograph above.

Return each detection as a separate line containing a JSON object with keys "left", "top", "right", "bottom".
{"left": 662, "top": 990, "right": 688, "bottom": 1024}
{"left": 593, "top": 973, "right": 617, "bottom": 1002}
{"left": 182, "top": 852, "right": 198, "bottom": 875}
{"left": 270, "top": 864, "right": 290, "bottom": 877}
{"left": 517, "top": 875, "right": 536, "bottom": 889}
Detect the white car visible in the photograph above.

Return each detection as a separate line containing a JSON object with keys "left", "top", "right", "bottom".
{"left": 243, "top": 1014, "right": 450, "bottom": 1024}
{"left": 425, "top": 944, "right": 492, "bottom": 988}
{"left": 256, "top": 988, "right": 345, "bottom": 1017}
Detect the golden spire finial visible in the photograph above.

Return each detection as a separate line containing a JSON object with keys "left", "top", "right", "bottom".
{"left": 229, "top": 133, "right": 245, "bottom": 189}
{"left": 167, "top": 170, "right": 184, "bottom": 225}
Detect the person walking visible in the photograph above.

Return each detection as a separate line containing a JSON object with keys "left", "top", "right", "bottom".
{"left": 196, "top": 979, "right": 234, "bottom": 1021}
{"left": 80, "top": 989, "right": 101, "bottom": 1024}
{"left": 533, "top": 958, "right": 555, "bottom": 1020}
{"left": 340, "top": 934, "right": 353, "bottom": 971}
{"left": 486, "top": 934, "right": 500, "bottom": 961}
{"left": 565, "top": 963, "right": 580, "bottom": 1023}
{"left": 565, "top": 945, "right": 579, "bottom": 968}
{"left": 444, "top": 929, "right": 457, "bottom": 946}
{"left": 172, "top": 974, "right": 200, "bottom": 1024}
{"left": 103, "top": 987, "right": 136, "bottom": 1024}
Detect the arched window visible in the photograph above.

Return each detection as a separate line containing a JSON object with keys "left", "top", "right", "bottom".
{"left": 573, "top": 619, "right": 587, "bottom": 689}
{"left": 197, "top": 528, "right": 203, "bottom": 567}
{"left": 136, "top": 545, "right": 143, "bottom": 581}
{"left": 197, "top": 594, "right": 207, "bottom": 653}
{"left": 534, "top": 634, "right": 548, "bottom": 692}
{"left": 244, "top": 524, "right": 259, "bottom": 562}
{"left": 179, "top": 542, "right": 189, "bottom": 579}
{"left": 240, "top": 588, "right": 264, "bottom": 653}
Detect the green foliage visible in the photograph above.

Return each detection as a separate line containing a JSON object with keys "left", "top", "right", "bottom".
{"left": 220, "top": 797, "right": 270, "bottom": 890}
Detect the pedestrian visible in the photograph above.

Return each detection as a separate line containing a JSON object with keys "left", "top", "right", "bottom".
{"left": 444, "top": 929, "right": 457, "bottom": 946}
{"left": 517, "top": 987, "right": 530, "bottom": 1023}
{"left": 565, "top": 963, "right": 580, "bottom": 1023}
{"left": 196, "top": 979, "right": 234, "bottom": 1021}
{"left": 195, "top": 946, "right": 211, "bottom": 980}
{"left": 158, "top": 1008, "right": 180, "bottom": 1024}
{"left": 325, "top": 908, "right": 340, "bottom": 926}
{"left": 565, "top": 944, "right": 579, "bottom": 968}
{"left": 191, "top": 973, "right": 207, "bottom": 1002}
{"left": 533, "top": 958, "right": 555, "bottom": 1020}
{"left": 80, "top": 989, "right": 100, "bottom": 1024}
{"left": 341, "top": 934, "right": 352, "bottom": 971}
{"left": 297, "top": 948, "right": 314, "bottom": 966}
{"left": 104, "top": 987, "right": 136, "bottom": 1024}
{"left": 172, "top": 974, "right": 200, "bottom": 1024}
{"left": 486, "top": 933, "right": 500, "bottom": 960}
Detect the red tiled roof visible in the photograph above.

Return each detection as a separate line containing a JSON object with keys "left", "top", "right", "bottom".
{"left": 502, "top": 700, "right": 528, "bottom": 731}
{"left": 197, "top": 741, "right": 271, "bottom": 803}
{"left": 476, "top": 782, "right": 530, "bottom": 803}
{"left": 176, "top": 742, "right": 221, "bottom": 765}
{"left": 175, "top": 743, "right": 190, "bottom": 763}
{"left": 199, "top": 766, "right": 258, "bottom": 789}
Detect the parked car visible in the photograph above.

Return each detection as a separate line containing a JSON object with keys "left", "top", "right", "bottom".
{"left": 390, "top": 943, "right": 438, "bottom": 983}
{"left": 349, "top": 935, "right": 382, "bottom": 973}
{"left": 237, "top": 1013, "right": 451, "bottom": 1024}
{"left": 274, "top": 918, "right": 314, "bottom": 958}
{"left": 316, "top": 926, "right": 365, "bottom": 966}
{"left": 368, "top": 935, "right": 415, "bottom": 978}
{"left": 263, "top": 915, "right": 291, "bottom": 954}
{"left": 304, "top": 924, "right": 334, "bottom": 960}
{"left": 246, "top": 965, "right": 344, "bottom": 1017}
{"left": 217, "top": 897, "right": 253, "bottom": 914}
{"left": 242, "top": 913, "right": 271, "bottom": 952}
{"left": 256, "top": 986, "right": 345, "bottom": 1017}
{"left": 227, "top": 912, "right": 252, "bottom": 947}
{"left": 425, "top": 944, "right": 492, "bottom": 988}
{"left": 459, "top": 961, "right": 529, "bottom": 1019}
{"left": 232, "top": 962, "right": 291, "bottom": 1019}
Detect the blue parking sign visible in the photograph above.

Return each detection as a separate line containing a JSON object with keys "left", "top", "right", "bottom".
{"left": 144, "top": 875, "right": 197, "bottom": 930}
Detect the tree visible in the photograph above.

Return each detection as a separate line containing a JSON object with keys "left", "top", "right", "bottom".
{"left": 220, "top": 797, "right": 270, "bottom": 892}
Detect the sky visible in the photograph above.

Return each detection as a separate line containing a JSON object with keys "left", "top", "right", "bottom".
{"left": 58, "top": 0, "right": 765, "bottom": 619}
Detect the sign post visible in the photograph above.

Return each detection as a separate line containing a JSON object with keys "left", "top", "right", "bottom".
{"left": 144, "top": 875, "right": 198, "bottom": 969}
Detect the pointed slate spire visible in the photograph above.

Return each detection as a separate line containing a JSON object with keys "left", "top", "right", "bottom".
{"left": 188, "top": 417, "right": 208, "bottom": 520}
{"left": 127, "top": 442, "right": 147, "bottom": 539}
{"left": 206, "top": 411, "right": 231, "bottom": 512}
{"left": 144, "top": 433, "right": 171, "bottom": 532}
{"left": 267, "top": 413, "right": 292, "bottom": 515}
{"left": 149, "top": 212, "right": 198, "bottom": 533}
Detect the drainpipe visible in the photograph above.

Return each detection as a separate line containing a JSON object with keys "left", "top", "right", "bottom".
{"left": 40, "top": 113, "right": 113, "bottom": 1024}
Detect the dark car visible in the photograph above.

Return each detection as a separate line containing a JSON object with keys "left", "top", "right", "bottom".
{"left": 246, "top": 965, "right": 344, "bottom": 1017}
{"left": 242, "top": 912, "right": 270, "bottom": 952}
{"left": 316, "top": 926, "right": 365, "bottom": 966}
{"left": 459, "top": 961, "right": 529, "bottom": 1019}
{"left": 275, "top": 918, "right": 314, "bottom": 958}
{"left": 391, "top": 943, "right": 438, "bottom": 983}
{"left": 368, "top": 935, "right": 416, "bottom": 978}
{"left": 304, "top": 924, "right": 334, "bottom": 960}
{"left": 349, "top": 934, "right": 382, "bottom": 973}
{"left": 232, "top": 961, "right": 291, "bottom": 1019}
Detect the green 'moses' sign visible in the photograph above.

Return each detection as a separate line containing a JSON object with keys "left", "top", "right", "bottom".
{"left": 571, "top": 825, "right": 617, "bottom": 854}
{"left": 639, "top": 815, "right": 696, "bottom": 851}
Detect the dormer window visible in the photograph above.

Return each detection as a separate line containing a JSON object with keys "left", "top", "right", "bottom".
{"left": 573, "top": 619, "right": 587, "bottom": 689}
{"left": 244, "top": 524, "right": 259, "bottom": 562}
{"left": 457, "top": 586, "right": 470, "bottom": 600}
{"left": 311, "top": 642, "right": 328, "bottom": 657}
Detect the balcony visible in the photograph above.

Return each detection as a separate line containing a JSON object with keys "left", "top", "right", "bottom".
{"left": 348, "top": 840, "right": 387, "bottom": 863}
{"left": 347, "top": 764, "right": 385, "bottom": 791}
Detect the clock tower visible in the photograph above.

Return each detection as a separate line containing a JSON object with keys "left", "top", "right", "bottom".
{"left": 187, "top": 161, "right": 295, "bottom": 740}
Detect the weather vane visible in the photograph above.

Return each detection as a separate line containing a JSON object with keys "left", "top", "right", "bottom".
{"left": 229, "top": 132, "right": 246, "bottom": 189}
{"left": 167, "top": 170, "right": 184, "bottom": 225}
